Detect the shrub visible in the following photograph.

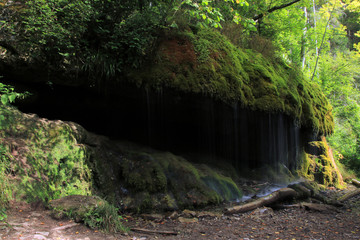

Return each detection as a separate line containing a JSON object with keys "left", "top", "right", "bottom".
{"left": 83, "top": 201, "right": 127, "bottom": 233}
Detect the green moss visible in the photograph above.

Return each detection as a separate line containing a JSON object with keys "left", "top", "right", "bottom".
{"left": 128, "top": 28, "right": 333, "bottom": 135}
{"left": 199, "top": 165, "right": 242, "bottom": 201}
{"left": 298, "top": 139, "right": 344, "bottom": 188}
{"left": 120, "top": 153, "right": 167, "bottom": 193}
{"left": 49, "top": 195, "right": 127, "bottom": 233}
{"left": 0, "top": 105, "right": 92, "bottom": 203}
{"left": 108, "top": 142, "right": 242, "bottom": 211}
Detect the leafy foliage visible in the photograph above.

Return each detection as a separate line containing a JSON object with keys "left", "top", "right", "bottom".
{"left": 0, "top": 0, "right": 258, "bottom": 83}
{"left": 83, "top": 201, "right": 127, "bottom": 233}
{"left": 0, "top": 145, "right": 11, "bottom": 222}
{"left": 319, "top": 51, "right": 360, "bottom": 175}
{"left": 21, "top": 0, "right": 92, "bottom": 64}
{"left": 0, "top": 81, "right": 28, "bottom": 106}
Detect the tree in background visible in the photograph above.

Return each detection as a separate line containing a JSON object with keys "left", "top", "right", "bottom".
{"left": 256, "top": 0, "right": 360, "bottom": 176}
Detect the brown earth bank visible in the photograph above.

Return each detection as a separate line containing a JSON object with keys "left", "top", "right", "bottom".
{"left": 1, "top": 187, "right": 360, "bottom": 240}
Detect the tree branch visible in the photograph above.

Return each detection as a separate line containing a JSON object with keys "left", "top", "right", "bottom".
{"left": 253, "top": 0, "right": 302, "bottom": 21}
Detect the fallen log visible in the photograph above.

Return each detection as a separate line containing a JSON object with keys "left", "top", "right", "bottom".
{"left": 131, "top": 227, "right": 178, "bottom": 235}
{"left": 289, "top": 181, "right": 329, "bottom": 204}
{"left": 301, "top": 202, "right": 339, "bottom": 212}
{"left": 278, "top": 202, "right": 339, "bottom": 212}
{"left": 352, "top": 179, "right": 360, "bottom": 188}
{"left": 338, "top": 188, "right": 360, "bottom": 202}
{"left": 224, "top": 188, "right": 297, "bottom": 215}
{"left": 288, "top": 183, "right": 311, "bottom": 199}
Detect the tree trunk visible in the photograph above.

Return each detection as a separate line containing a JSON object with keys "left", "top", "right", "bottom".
{"left": 312, "top": 0, "right": 319, "bottom": 57}
{"left": 311, "top": 1, "right": 336, "bottom": 81}
{"left": 224, "top": 188, "right": 297, "bottom": 215}
{"left": 300, "top": 7, "right": 308, "bottom": 68}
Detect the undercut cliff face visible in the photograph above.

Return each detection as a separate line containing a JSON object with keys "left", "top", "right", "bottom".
{"left": 1, "top": 27, "right": 336, "bottom": 211}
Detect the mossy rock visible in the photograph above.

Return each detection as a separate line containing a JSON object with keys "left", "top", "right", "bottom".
{"left": 127, "top": 27, "right": 333, "bottom": 135}
{"left": 90, "top": 141, "right": 243, "bottom": 212}
{"left": 49, "top": 195, "right": 104, "bottom": 222}
{"left": 297, "top": 138, "right": 344, "bottom": 188}
{"left": 0, "top": 105, "right": 92, "bottom": 203}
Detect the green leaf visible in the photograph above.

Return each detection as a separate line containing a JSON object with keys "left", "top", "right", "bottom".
{"left": 170, "top": 22, "right": 179, "bottom": 28}
{"left": 8, "top": 94, "right": 17, "bottom": 103}
{"left": 1, "top": 95, "right": 8, "bottom": 105}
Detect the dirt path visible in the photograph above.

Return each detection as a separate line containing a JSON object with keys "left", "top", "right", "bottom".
{"left": 0, "top": 203, "right": 123, "bottom": 240}
{"left": 1, "top": 192, "right": 360, "bottom": 240}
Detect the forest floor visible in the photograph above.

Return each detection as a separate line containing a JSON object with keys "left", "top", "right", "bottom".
{"left": 1, "top": 186, "right": 360, "bottom": 240}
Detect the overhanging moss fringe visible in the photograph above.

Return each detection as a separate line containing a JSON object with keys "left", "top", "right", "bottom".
{"left": 128, "top": 28, "right": 333, "bottom": 135}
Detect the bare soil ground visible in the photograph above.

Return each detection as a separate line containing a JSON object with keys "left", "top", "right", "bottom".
{"left": 1, "top": 188, "right": 360, "bottom": 240}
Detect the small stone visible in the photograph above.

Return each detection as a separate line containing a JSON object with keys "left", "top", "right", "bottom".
{"left": 32, "top": 235, "right": 47, "bottom": 240}
{"left": 140, "top": 213, "right": 164, "bottom": 221}
{"left": 31, "top": 212, "right": 42, "bottom": 217}
{"left": 35, "top": 232, "right": 50, "bottom": 236}
{"left": 182, "top": 209, "right": 196, "bottom": 218}
{"left": 197, "top": 211, "right": 222, "bottom": 219}
{"left": 166, "top": 211, "right": 179, "bottom": 219}
{"left": 178, "top": 217, "right": 198, "bottom": 223}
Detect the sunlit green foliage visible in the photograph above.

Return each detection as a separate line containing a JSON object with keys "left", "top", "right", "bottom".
{"left": 0, "top": 145, "right": 11, "bottom": 222}
{"left": 260, "top": 0, "right": 360, "bottom": 176}
{"left": 0, "top": 82, "right": 26, "bottom": 106}
{"left": 319, "top": 51, "right": 360, "bottom": 175}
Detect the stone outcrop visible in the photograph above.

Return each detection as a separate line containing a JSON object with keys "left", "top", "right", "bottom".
{"left": 0, "top": 27, "right": 338, "bottom": 211}
{"left": 0, "top": 105, "right": 242, "bottom": 211}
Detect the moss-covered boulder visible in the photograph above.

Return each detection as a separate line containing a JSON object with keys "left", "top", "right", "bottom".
{"left": 49, "top": 195, "right": 104, "bottom": 221}
{"left": 128, "top": 28, "right": 333, "bottom": 135}
{"left": 0, "top": 105, "right": 92, "bottom": 203}
{"left": 298, "top": 137, "right": 344, "bottom": 188}
{"left": 89, "top": 140, "right": 242, "bottom": 212}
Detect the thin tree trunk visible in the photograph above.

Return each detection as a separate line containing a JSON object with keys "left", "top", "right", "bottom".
{"left": 300, "top": 7, "right": 308, "bottom": 68}
{"left": 313, "top": 0, "right": 319, "bottom": 57}
{"left": 311, "top": 2, "right": 336, "bottom": 81}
